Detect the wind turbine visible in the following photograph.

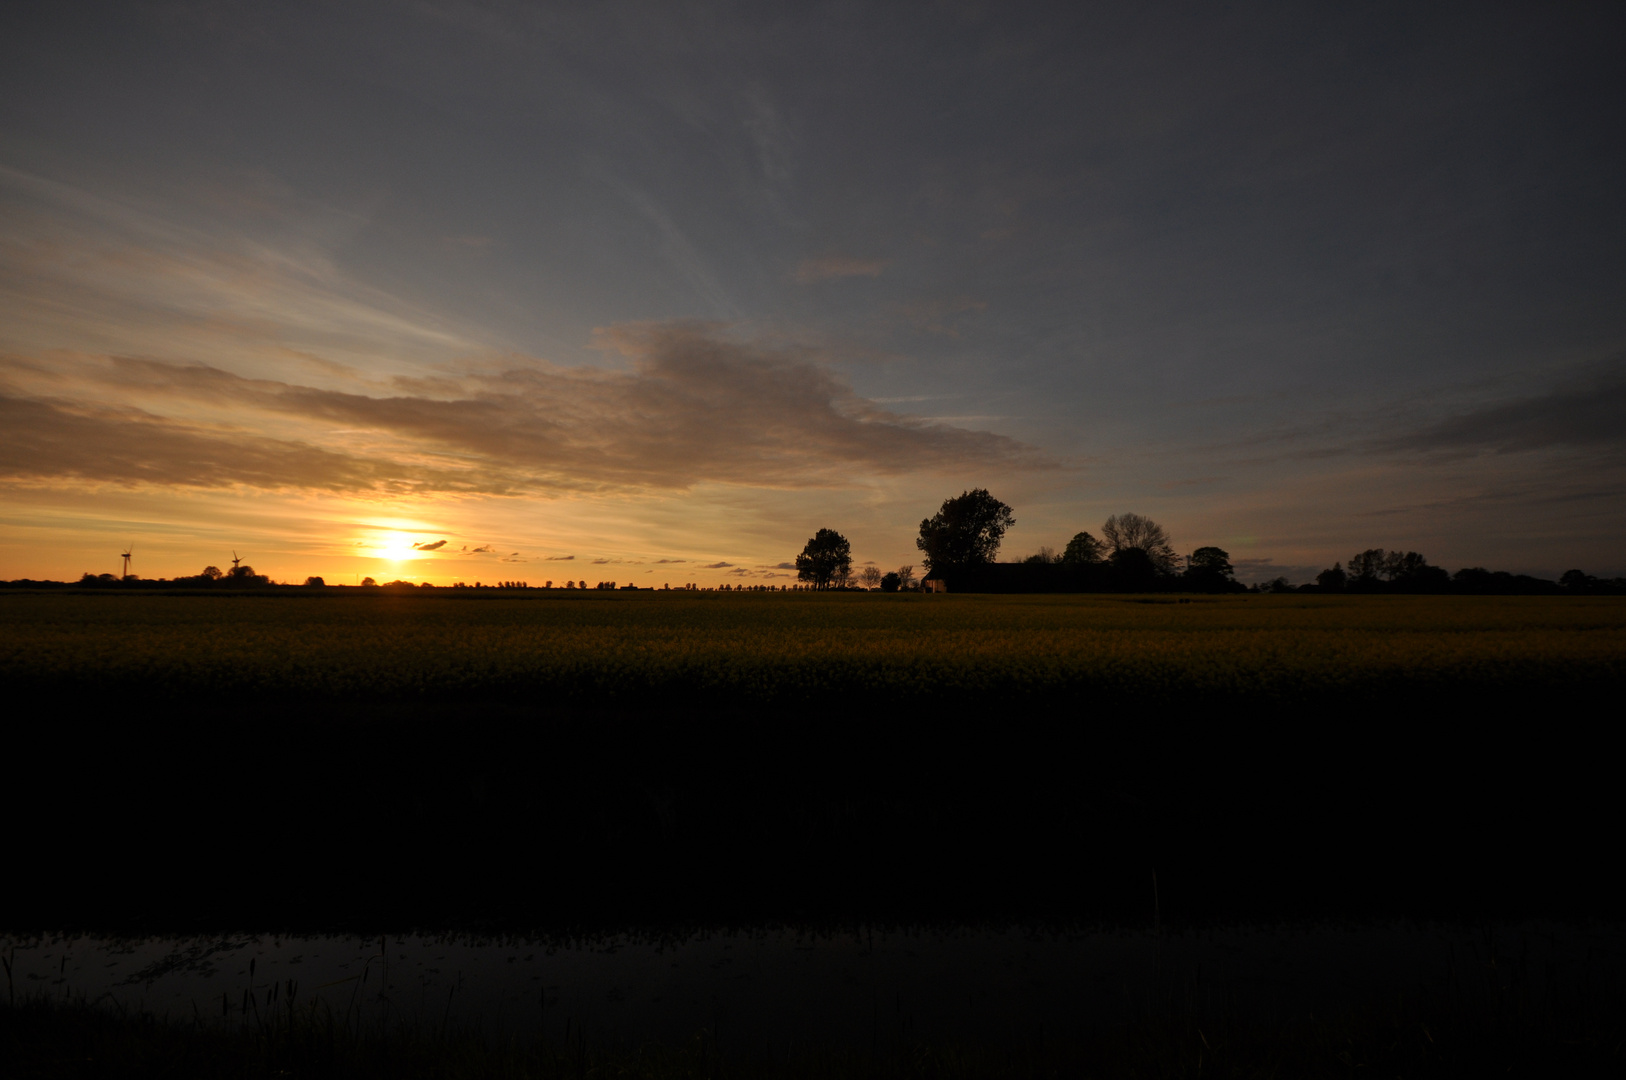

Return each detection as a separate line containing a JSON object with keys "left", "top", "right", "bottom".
{"left": 120, "top": 544, "right": 133, "bottom": 579}
{"left": 231, "top": 551, "right": 242, "bottom": 574}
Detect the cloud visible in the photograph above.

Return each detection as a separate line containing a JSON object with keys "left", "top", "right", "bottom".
{"left": 412, "top": 539, "right": 447, "bottom": 550}
{"left": 793, "top": 256, "right": 887, "bottom": 283}
{"left": 1384, "top": 361, "right": 1626, "bottom": 456}
{"left": 0, "top": 323, "right": 1049, "bottom": 496}
{"left": 470, "top": 544, "right": 496, "bottom": 553}
{"left": 591, "top": 558, "right": 611, "bottom": 564}
{"left": 741, "top": 85, "right": 795, "bottom": 185}
{"left": 762, "top": 562, "right": 796, "bottom": 569}
{"left": 894, "top": 297, "right": 989, "bottom": 338}
{"left": 701, "top": 561, "right": 734, "bottom": 568}
{"left": 545, "top": 554, "right": 575, "bottom": 560}
{"left": 0, "top": 394, "right": 414, "bottom": 493}
{"left": 654, "top": 558, "right": 685, "bottom": 563}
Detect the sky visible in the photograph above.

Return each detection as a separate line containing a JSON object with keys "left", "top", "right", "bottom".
{"left": 2, "top": 1, "right": 1624, "bottom": 586}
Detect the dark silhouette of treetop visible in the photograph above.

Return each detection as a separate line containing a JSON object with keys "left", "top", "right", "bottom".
{"left": 1344, "top": 548, "right": 1448, "bottom": 592}
{"left": 1063, "top": 531, "right": 1104, "bottom": 565}
{"left": 1184, "top": 546, "right": 1238, "bottom": 591}
{"left": 1101, "top": 512, "right": 1177, "bottom": 574}
{"left": 1348, "top": 548, "right": 1387, "bottom": 588}
{"left": 916, "top": 489, "right": 1014, "bottom": 572}
{"left": 796, "top": 528, "right": 852, "bottom": 589}
{"left": 1317, "top": 562, "right": 1348, "bottom": 591}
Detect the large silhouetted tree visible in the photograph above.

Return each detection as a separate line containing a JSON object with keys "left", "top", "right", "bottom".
{"left": 796, "top": 529, "right": 852, "bottom": 589}
{"left": 1183, "top": 546, "right": 1237, "bottom": 591}
{"left": 1348, "top": 549, "right": 1387, "bottom": 589}
{"left": 916, "top": 489, "right": 1014, "bottom": 572}
{"left": 1062, "top": 531, "right": 1104, "bottom": 566}
{"left": 1101, "top": 513, "right": 1177, "bottom": 574}
{"left": 1316, "top": 563, "right": 1347, "bottom": 592}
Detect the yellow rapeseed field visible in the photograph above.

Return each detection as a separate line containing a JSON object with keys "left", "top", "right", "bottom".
{"left": 3, "top": 590, "right": 1621, "bottom": 707}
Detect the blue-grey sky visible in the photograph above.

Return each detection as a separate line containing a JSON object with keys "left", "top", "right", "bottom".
{"left": 2, "top": 1, "right": 1623, "bottom": 583}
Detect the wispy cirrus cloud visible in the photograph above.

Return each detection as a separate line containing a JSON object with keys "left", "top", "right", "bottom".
{"left": 793, "top": 256, "right": 887, "bottom": 283}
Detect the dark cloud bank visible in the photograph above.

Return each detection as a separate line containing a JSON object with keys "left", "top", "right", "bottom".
{"left": 1386, "top": 357, "right": 1626, "bottom": 456}
{"left": 0, "top": 325, "right": 1047, "bottom": 495}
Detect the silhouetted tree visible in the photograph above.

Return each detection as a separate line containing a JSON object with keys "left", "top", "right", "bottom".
{"left": 896, "top": 565, "right": 916, "bottom": 591}
{"left": 879, "top": 571, "right": 901, "bottom": 593}
{"left": 857, "top": 565, "right": 883, "bottom": 590}
{"left": 361, "top": 576, "right": 377, "bottom": 587}
{"left": 1347, "top": 549, "right": 1387, "bottom": 590}
{"left": 201, "top": 565, "right": 223, "bottom": 580}
{"left": 1110, "top": 547, "right": 1164, "bottom": 590}
{"left": 796, "top": 528, "right": 853, "bottom": 590}
{"left": 1183, "top": 546, "right": 1237, "bottom": 591}
{"left": 1099, "top": 513, "right": 1177, "bottom": 572}
{"left": 225, "top": 563, "right": 269, "bottom": 586}
{"left": 916, "top": 489, "right": 1014, "bottom": 572}
{"left": 1102, "top": 513, "right": 1177, "bottom": 574}
{"left": 1345, "top": 549, "right": 1448, "bottom": 592}
{"left": 1344, "top": 550, "right": 1442, "bottom": 591}
{"left": 1316, "top": 563, "right": 1347, "bottom": 592}
{"left": 1062, "top": 531, "right": 1104, "bottom": 566}
{"left": 1023, "top": 546, "right": 1059, "bottom": 565}
{"left": 1560, "top": 569, "right": 1603, "bottom": 594}
{"left": 1383, "top": 550, "right": 1425, "bottom": 580}
{"left": 1384, "top": 551, "right": 1449, "bottom": 591}
{"left": 303, "top": 576, "right": 326, "bottom": 587}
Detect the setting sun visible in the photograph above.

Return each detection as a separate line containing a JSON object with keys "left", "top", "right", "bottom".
{"left": 383, "top": 536, "right": 421, "bottom": 561}
{"left": 366, "top": 528, "right": 431, "bottom": 562}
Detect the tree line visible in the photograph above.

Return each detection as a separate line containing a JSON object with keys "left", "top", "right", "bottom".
{"left": 792, "top": 489, "right": 1625, "bottom": 595}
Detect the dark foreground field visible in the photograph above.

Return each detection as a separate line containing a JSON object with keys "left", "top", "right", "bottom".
{"left": 5, "top": 591, "right": 1624, "bottom": 1075}
{"left": 5, "top": 590, "right": 1622, "bottom": 933}
{"left": 5, "top": 979, "right": 1619, "bottom": 1079}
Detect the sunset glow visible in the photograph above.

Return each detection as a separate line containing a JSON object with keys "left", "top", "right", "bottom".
{"left": 2, "top": 6, "right": 1622, "bottom": 585}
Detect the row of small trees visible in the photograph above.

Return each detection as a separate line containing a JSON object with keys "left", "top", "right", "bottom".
{"left": 1305, "top": 553, "right": 1625, "bottom": 595}
{"left": 794, "top": 489, "right": 1624, "bottom": 595}
{"left": 794, "top": 490, "right": 1244, "bottom": 592}
{"left": 78, "top": 563, "right": 272, "bottom": 587}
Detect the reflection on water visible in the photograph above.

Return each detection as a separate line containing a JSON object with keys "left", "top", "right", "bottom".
{"left": 5, "top": 922, "right": 1621, "bottom": 1050}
